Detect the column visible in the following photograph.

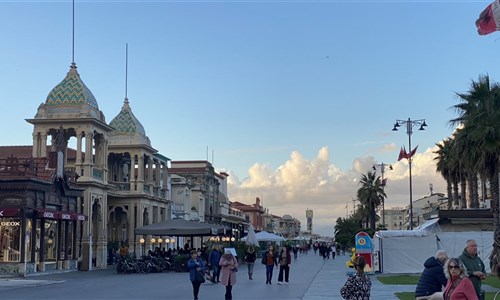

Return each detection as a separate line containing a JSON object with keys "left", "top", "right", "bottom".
{"left": 32, "top": 132, "right": 39, "bottom": 157}
{"left": 76, "top": 131, "right": 83, "bottom": 166}
{"left": 41, "top": 132, "right": 47, "bottom": 158}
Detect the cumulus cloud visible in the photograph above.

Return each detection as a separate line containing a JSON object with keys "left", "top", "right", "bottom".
{"left": 226, "top": 146, "right": 446, "bottom": 237}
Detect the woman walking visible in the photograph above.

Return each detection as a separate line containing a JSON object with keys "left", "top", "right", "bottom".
{"left": 219, "top": 249, "right": 238, "bottom": 300}
{"left": 277, "top": 246, "right": 292, "bottom": 284}
{"left": 244, "top": 245, "right": 257, "bottom": 280}
{"left": 340, "top": 256, "right": 371, "bottom": 299}
{"left": 187, "top": 249, "right": 206, "bottom": 300}
{"left": 261, "top": 245, "right": 278, "bottom": 284}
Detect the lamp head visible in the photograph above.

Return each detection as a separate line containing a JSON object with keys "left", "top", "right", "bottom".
{"left": 422, "top": 120, "right": 428, "bottom": 127}
{"left": 389, "top": 165, "right": 393, "bottom": 170}
{"left": 419, "top": 124, "right": 426, "bottom": 131}
{"left": 139, "top": 238, "right": 145, "bottom": 244}
{"left": 392, "top": 122, "right": 400, "bottom": 131}
{"left": 372, "top": 165, "right": 376, "bottom": 170}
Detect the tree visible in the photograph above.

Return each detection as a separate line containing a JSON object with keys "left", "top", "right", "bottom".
{"left": 450, "top": 74, "right": 500, "bottom": 271}
{"left": 357, "top": 171, "right": 386, "bottom": 229}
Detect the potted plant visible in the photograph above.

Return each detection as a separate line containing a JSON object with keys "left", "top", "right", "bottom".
{"left": 174, "top": 254, "right": 189, "bottom": 272}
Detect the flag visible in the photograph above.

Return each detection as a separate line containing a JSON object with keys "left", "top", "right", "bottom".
{"left": 476, "top": 0, "right": 500, "bottom": 35}
{"left": 408, "top": 145, "right": 418, "bottom": 158}
{"left": 397, "top": 146, "right": 406, "bottom": 161}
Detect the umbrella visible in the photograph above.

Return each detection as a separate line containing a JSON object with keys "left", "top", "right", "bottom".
{"left": 245, "top": 224, "right": 258, "bottom": 245}
{"left": 242, "top": 231, "right": 285, "bottom": 242}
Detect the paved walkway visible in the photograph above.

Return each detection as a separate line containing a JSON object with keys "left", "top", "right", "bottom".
{"left": 302, "top": 253, "right": 414, "bottom": 299}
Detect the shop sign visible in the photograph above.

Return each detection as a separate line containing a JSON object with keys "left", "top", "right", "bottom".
{"left": 0, "top": 208, "right": 20, "bottom": 217}
{"left": 0, "top": 221, "right": 20, "bottom": 227}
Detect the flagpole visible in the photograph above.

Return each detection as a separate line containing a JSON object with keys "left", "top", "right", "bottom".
{"left": 392, "top": 118, "right": 427, "bottom": 230}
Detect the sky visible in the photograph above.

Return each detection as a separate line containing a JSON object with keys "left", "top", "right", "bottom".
{"left": 1, "top": 0, "right": 499, "bottom": 237}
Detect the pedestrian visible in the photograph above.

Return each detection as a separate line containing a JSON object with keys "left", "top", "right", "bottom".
{"left": 340, "top": 256, "right": 371, "bottom": 300}
{"left": 292, "top": 245, "right": 298, "bottom": 261}
{"left": 458, "top": 239, "right": 486, "bottom": 299}
{"left": 332, "top": 244, "right": 336, "bottom": 260}
{"left": 415, "top": 250, "right": 448, "bottom": 300}
{"left": 187, "top": 249, "right": 206, "bottom": 300}
{"left": 261, "top": 245, "right": 278, "bottom": 284}
{"left": 443, "top": 257, "right": 478, "bottom": 300}
{"left": 208, "top": 244, "right": 222, "bottom": 283}
{"left": 277, "top": 246, "right": 292, "bottom": 284}
{"left": 220, "top": 249, "right": 238, "bottom": 300}
{"left": 244, "top": 245, "right": 257, "bottom": 280}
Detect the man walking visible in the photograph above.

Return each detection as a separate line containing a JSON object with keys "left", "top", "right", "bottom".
{"left": 458, "top": 239, "right": 486, "bottom": 299}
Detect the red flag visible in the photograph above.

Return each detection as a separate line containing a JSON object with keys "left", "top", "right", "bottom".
{"left": 476, "top": 0, "right": 500, "bottom": 35}
{"left": 408, "top": 145, "right": 418, "bottom": 158}
{"left": 397, "top": 147, "right": 405, "bottom": 161}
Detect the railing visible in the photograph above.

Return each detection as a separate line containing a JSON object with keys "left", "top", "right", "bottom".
{"left": 92, "top": 168, "right": 104, "bottom": 180}
{"left": 108, "top": 181, "right": 130, "bottom": 191}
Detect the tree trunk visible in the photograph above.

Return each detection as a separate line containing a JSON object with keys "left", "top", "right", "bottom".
{"left": 447, "top": 178, "right": 453, "bottom": 209}
{"left": 453, "top": 178, "right": 460, "bottom": 207}
{"left": 489, "top": 168, "right": 500, "bottom": 275}
{"left": 460, "top": 177, "right": 467, "bottom": 208}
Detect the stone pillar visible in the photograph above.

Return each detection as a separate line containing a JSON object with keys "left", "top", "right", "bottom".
{"left": 76, "top": 131, "right": 83, "bottom": 166}
{"left": 32, "top": 132, "right": 39, "bottom": 157}
{"left": 128, "top": 153, "right": 136, "bottom": 191}
{"left": 137, "top": 154, "right": 144, "bottom": 192}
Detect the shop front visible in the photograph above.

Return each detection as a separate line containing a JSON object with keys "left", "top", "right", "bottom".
{"left": 0, "top": 207, "right": 87, "bottom": 276}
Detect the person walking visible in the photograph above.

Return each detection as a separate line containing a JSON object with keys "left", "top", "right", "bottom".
{"left": 443, "top": 257, "right": 478, "bottom": 300}
{"left": 415, "top": 250, "right": 448, "bottom": 300}
{"left": 458, "top": 239, "right": 486, "bottom": 300}
{"left": 277, "top": 246, "right": 291, "bottom": 285}
{"left": 220, "top": 249, "right": 238, "bottom": 300}
{"left": 244, "top": 245, "right": 257, "bottom": 280}
{"left": 208, "top": 245, "right": 222, "bottom": 283}
{"left": 187, "top": 249, "right": 206, "bottom": 300}
{"left": 340, "top": 256, "right": 371, "bottom": 300}
{"left": 261, "top": 245, "right": 278, "bottom": 284}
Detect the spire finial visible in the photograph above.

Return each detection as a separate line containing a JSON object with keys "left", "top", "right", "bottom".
{"left": 125, "top": 43, "right": 128, "bottom": 100}
{"left": 72, "top": 0, "right": 75, "bottom": 64}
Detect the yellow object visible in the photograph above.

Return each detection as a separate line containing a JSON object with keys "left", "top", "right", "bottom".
{"left": 346, "top": 248, "right": 356, "bottom": 268}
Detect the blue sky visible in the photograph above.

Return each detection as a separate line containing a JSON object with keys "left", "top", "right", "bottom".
{"left": 0, "top": 0, "right": 497, "bottom": 236}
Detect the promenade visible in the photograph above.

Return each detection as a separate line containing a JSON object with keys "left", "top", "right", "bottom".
{"left": 0, "top": 252, "right": 415, "bottom": 299}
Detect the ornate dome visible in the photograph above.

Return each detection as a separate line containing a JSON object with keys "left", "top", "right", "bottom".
{"left": 109, "top": 98, "right": 146, "bottom": 135}
{"left": 45, "top": 63, "right": 99, "bottom": 109}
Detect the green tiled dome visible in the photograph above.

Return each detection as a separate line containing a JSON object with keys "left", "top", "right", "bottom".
{"left": 45, "top": 63, "right": 99, "bottom": 109}
{"left": 109, "top": 98, "right": 146, "bottom": 135}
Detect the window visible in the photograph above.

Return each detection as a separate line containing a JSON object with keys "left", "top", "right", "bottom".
{"left": 1, "top": 218, "right": 21, "bottom": 262}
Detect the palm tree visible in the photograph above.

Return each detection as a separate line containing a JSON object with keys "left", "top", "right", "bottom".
{"left": 357, "top": 171, "right": 386, "bottom": 229}
{"left": 450, "top": 74, "right": 500, "bottom": 270}
{"left": 434, "top": 138, "right": 454, "bottom": 208}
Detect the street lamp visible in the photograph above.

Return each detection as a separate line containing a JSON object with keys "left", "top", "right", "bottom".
{"left": 372, "top": 162, "right": 392, "bottom": 228}
{"left": 150, "top": 238, "right": 156, "bottom": 251}
{"left": 139, "top": 238, "right": 145, "bottom": 257}
{"left": 392, "top": 118, "right": 427, "bottom": 230}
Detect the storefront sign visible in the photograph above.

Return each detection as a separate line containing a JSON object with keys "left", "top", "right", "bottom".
{"left": 0, "top": 221, "right": 20, "bottom": 227}
{"left": 36, "top": 210, "right": 87, "bottom": 221}
{"left": 61, "top": 213, "right": 72, "bottom": 220}
{"left": 0, "top": 208, "right": 20, "bottom": 217}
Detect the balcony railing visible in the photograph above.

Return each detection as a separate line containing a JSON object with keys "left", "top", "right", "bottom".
{"left": 92, "top": 168, "right": 104, "bottom": 180}
{"left": 108, "top": 181, "right": 131, "bottom": 191}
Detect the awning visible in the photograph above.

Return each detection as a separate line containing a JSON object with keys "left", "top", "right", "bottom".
{"left": 0, "top": 208, "right": 20, "bottom": 217}
{"left": 135, "top": 219, "right": 228, "bottom": 236}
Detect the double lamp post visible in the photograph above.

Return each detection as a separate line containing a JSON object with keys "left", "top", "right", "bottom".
{"left": 392, "top": 118, "right": 427, "bottom": 230}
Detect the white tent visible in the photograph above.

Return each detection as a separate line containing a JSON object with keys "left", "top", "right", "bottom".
{"left": 241, "top": 231, "right": 285, "bottom": 242}
{"left": 374, "top": 219, "right": 493, "bottom": 274}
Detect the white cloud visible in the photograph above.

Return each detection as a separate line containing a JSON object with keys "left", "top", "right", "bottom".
{"left": 227, "top": 146, "right": 446, "bottom": 237}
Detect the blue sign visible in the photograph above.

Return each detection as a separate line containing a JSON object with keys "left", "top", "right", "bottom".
{"left": 355, "top": 232, "right": 372, "bottom": 253}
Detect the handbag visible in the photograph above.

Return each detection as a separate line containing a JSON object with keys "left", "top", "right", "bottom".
{"left": 196, "top": 270, "right": 206, "bottom": 283}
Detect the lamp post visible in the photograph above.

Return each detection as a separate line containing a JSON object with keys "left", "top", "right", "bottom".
{"left": 150, "top": 238, "right": 156, "bottom": 252}
{"left": 392, "top": 118, "right": 427, "bottom": 230}
{"left": 372, "top": 162, "right": 392, "bottom": 228}
{"left": 139, "top": 238, "right": 145, "bottom": 257}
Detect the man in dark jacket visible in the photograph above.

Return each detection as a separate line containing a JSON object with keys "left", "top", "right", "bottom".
{"left": 458, "top": 239, "right": 486, "bottom": 299}
{"left": 415, "top": 250, "right": 448, "bottom": 299}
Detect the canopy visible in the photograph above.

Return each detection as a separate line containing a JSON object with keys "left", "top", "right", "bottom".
{"left": 135, "top": 219, "right": 226, "bottom": 236}
{"left": 245, "top": 224, "right": 258, "bottom": 245}
{"left": 241, "top": 231, "right": 285, "bottom": 242}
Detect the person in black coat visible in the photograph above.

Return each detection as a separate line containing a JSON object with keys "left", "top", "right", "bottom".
{"left": 415, "top": 250, "right": 448, "bottom": 299}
